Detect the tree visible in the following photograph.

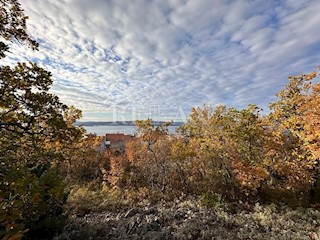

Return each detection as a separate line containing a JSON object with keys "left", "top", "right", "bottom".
{"left": 177, "top": 105, "right": 239, "bottom": 198}
{"left": 126, "top": 119, "right": 173, "bottom": 192}
{"left": 226, "top": 105, "right": 269, "bottom": 195}
{"left": 0, "top": 0, "right": 38, "bottom": 58}
{"left": 0, "top": 1, "right": 84, "bottom": 239}
{"left": 266, "top": 69, "right": 319, "bottom": 200}
{"left": 135, "top": 118, "right": 171, "bottom": 147}
{"left": 296, "top": 70, "right": 320, "bottom": 201}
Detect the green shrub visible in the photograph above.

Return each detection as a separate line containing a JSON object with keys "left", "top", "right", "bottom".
{"left": 0, "top": 164, "right": 67, "bottom": 240}
{"left": 66, "top": 185, "right": 123, "bottom": 215}
{"left": 200, "top": 192, "right": 225, "bottom": 209}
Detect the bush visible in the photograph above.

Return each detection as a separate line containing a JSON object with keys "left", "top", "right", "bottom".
{"left": 66, "top": 185, "right": 123, "bottom": 215}
{"left": 200, "top": 192, "right": 225, "bottom": 209}
{"left": 0, "top": 164, "right": 67, "bottom": 240}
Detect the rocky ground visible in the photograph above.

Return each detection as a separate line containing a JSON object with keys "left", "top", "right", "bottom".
{"left": 55, "top": 199, "right": 320, "bottom": 240}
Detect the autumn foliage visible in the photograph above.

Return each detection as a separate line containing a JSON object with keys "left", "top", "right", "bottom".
{"left": 0, "top": 1, "right": 102, "bottom": 239}
{"left": 1, "top": 0, "right": 320, "bottom": 239}
{"left": 106, "top": 69, "right": 320, "bottom": 205}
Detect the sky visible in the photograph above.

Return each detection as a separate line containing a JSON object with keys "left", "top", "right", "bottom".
{"left": 2, "top": 0, "right": 320, "bottom": 121}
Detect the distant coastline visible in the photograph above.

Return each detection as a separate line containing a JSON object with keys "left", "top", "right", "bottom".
{"left": 75, "top": 121, "right": 185, "bottom": 127}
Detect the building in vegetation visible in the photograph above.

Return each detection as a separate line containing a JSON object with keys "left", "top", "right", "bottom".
{"left": 105, "top": 133, "right": 135, "bottom": 148}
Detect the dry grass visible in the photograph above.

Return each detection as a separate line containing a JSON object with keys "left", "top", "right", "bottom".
{"left": 56, "top": 191, "right": 320, "bottom": 239}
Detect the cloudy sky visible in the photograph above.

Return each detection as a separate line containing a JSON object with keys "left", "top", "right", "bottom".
{"left": 3, "top": 0, "right": 320, "bottom": 121}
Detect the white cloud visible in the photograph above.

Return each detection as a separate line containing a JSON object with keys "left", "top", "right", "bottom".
{"left": 1, "top": 0, "right": 319, "bottom": 121}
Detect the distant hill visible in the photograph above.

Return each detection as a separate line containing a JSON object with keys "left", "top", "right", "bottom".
{"left": 75, "top": 121, "right": 185, "bottom": 127}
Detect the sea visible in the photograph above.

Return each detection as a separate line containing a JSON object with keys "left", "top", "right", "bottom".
{"left": 83, "top": 125, "right": 180, "bottom": 136}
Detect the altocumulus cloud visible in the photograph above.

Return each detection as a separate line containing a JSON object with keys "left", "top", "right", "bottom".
{"left": 2, "top": 0, "right": 320, "bottom": 121}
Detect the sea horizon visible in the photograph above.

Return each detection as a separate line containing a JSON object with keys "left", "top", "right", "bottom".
{"left": 83, "top": 125, "right": 180, "bottom": 136}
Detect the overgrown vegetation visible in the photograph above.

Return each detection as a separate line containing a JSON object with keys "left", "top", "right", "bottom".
{"left": 56, "top": 200, "right": 320, "bottom": 240}
{"left": 1, "top": 1, "right": 320, "bottom": 239}
{"left": 0, "top": 1, "right": 101, "bottom": 239}
{"left": 107, "top": 74, "right": 320, "bottom": 206}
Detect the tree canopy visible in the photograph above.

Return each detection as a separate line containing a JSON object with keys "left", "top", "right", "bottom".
{"left": 0, "top": 1, "right": 85, "bottom": 239}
